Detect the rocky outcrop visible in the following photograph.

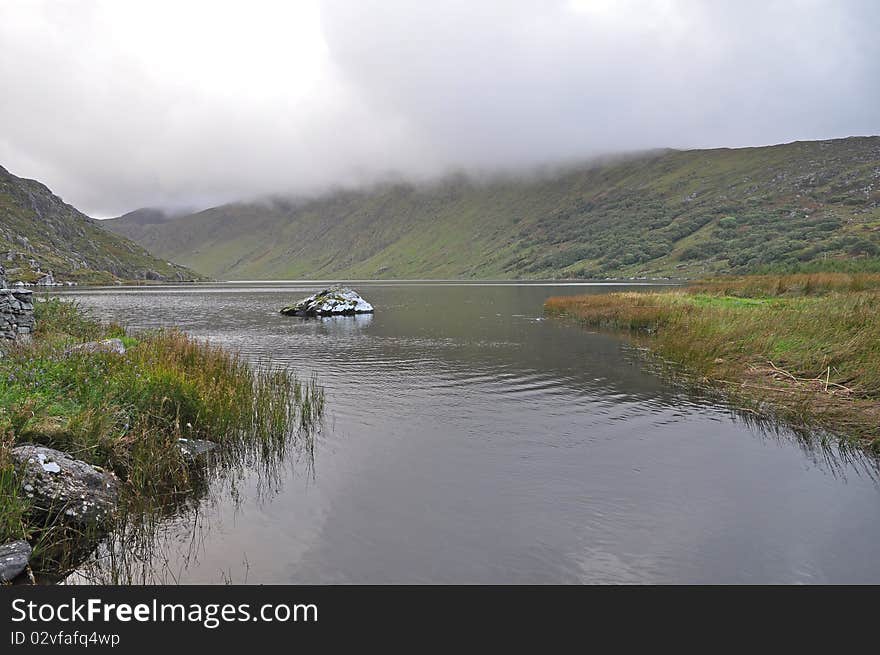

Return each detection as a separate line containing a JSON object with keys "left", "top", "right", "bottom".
{"left": 0, "top": 540, "right": 32, "bottom": 583}
{"left": 0, "top": 164, "right": 201, "bottom": 283}
{"left": 280, "top": 286, "right": 374, "bottom": 317}
{"left": 35, "top": 271, "right": 58, "bottom": 286}
{"left": 11, "top": 445, "right": 120, "bottom": 530}
{"left": 0, "top": 288, "right": 34, "bottom": 339}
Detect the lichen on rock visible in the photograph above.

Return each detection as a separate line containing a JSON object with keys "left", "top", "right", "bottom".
{"left": 280, "top": 286, "right": 374, "bottom": 317}
{"left": 11, "top": 445, "right": 120, "bottom": 530}
{"left": 0, "top": 540, "right": 32, "bottom": 583}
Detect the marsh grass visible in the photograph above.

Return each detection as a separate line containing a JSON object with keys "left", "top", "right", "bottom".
{"left": 545, "top": 273, "right": 880, "bottom": 448}
{"left": 0, "top": 299, "right": 324, "bottom": 576}
{"left": 689, "top": 272, "right": 880, "bottom": 297}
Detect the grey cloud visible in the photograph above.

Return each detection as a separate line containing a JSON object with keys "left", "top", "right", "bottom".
{"left": 322, "top": 0, "right": 880, "bottom": 160}
{"left": 0, "top": 0, "right": 877, "bottom": 217}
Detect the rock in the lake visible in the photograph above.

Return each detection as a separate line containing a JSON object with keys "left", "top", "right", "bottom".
{"left": 11, "top": 445, "right": 120, "bottom": 529}
{"left": 280, "top": 286, "right": 374, "bottom": 317}
{"left": 178, "top": 438, "right": 218, "bottom": 459}
{"left": 0, "top": 540, "right": 32, "bottom": 583}
{"left": 64, "top": 338, "right": 126, "bottom": 356}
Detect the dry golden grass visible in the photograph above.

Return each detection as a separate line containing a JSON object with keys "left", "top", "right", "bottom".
{"left": 689, "top": 272, "right": 880, "bottom": 296}
{"left": 545, "top": 275, "right": 880, "bottom": 449}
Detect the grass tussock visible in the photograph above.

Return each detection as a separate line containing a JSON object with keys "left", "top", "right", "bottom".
{"left": 545, "top": 273, "right": 880, "bottom": 449}
{"left": 0, "top": 299, "right": 324, "bottom": 569}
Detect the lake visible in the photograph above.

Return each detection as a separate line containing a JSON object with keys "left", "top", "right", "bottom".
{"left": 53, "top": 281, "right": 880, "bottom": 584}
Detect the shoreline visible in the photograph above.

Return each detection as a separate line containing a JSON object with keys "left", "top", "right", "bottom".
{"left": 545, "top": 273, "right": 880, "bottom": 453}
{"left": 0, "top": 298, "right": 323, "bottom": 583}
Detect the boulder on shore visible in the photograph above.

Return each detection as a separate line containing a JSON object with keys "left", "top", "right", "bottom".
{"left": 280, "top": 286, "right": 374, "bottom": 317}
{"left": 11, "top": 445, "right": 120, "bottom": 529}
{"left": 0, "top": 540, "right": 32, "bottom": 583}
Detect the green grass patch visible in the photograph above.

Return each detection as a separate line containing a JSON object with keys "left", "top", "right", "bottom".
{"left": 686, "top": 295, "right": 776, "bottom": 309}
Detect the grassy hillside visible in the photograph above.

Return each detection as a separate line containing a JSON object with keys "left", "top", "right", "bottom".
{"left": 103, "top": 137, "right": 880, "bottom": 280}
{"left": 100, "top": 207, "right": 193, "bottom": 245}
{"left": 0, "top": 166, "right": 199, "bottom": 284}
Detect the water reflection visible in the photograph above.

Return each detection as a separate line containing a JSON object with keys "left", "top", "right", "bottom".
{"left": 54, "top": 282, "right": 880, "bottom": 584}
{"left": 65, "top": 424, "right": 320, "bottom": 585}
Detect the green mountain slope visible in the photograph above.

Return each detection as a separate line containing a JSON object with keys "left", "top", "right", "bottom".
{"left": 101, "top": 207, "right": 193, "bottom": 244}
{"left": 103, "top": 137, "right": 880, "bottom": 280}
{"left": 0, "top": 166, "right": 199, "bottom": 284}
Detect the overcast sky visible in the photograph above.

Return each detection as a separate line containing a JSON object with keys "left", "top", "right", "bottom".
{"left": 1, "top": 0, "right": 878, "bottom": 217}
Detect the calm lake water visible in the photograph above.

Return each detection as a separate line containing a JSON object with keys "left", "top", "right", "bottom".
{"left": 53, "top": 281, "right": 880, "bottom": 584}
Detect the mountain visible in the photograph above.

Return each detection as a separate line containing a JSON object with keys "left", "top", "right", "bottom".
{"left": 0, "top": 165, "right": 199, "bottom": 284}
{"left": 101, "top": 207, "right": 195, "bottom": 243}
{"left": 102, "top": 136, "right": 880, "bottom": 280}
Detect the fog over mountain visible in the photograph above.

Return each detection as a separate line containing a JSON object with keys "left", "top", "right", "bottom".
{"left": 0, "top": 0, "right": 878, "bottom": 217}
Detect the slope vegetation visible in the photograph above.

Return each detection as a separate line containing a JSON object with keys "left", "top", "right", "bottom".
{"left": 104, "top": 137, "right": 880, "bottom": 280}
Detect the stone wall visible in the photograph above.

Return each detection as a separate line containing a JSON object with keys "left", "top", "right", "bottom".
{"left": 0, "top": 288, "right": 34, "bottom": 339}
{"left": 1, "top": 263, "right": 34, "bottom": 339}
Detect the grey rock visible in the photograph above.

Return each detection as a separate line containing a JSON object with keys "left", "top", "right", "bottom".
{"left": 0, "top": 540, "right": 31, "bottom": 583}
{"left": 11, "top": 445, "right": 120, "bottom": 529}
{"left": 65, "top": 338, "right": 126, "bottom": 356}
{"left": 178, "top": 438, "right": 218, "bottom": 459}
{"left": 35, "top": 271, "right": 56, "bottom": 286}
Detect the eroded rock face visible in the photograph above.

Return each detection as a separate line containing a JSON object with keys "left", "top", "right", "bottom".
{"left": 280, "top": 287, "right": 374, "bottom": 317}
{"left": 0, "top": 540, "right": 31, "bottom": 582}
{"left": 11, "top": 446, "right": 120, "bottom": 529}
